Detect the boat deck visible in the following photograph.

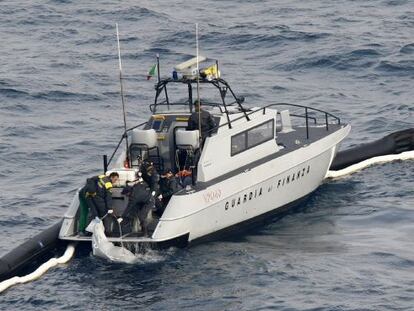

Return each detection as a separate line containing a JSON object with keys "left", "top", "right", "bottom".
{"left": 63, "top": 213, "right": 160, "bottom": 243}
{"left": 277, "top": 124, "right": 343, "bottom": 153}
{"left": 63, "top": 235, "right": 154, "bottom": 243}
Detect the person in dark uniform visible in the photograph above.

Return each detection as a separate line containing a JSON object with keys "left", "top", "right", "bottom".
{"left": 186, "top": 99, "right": 216, "bottom": 140}
{"left": 78, "top": 172, "right": 119, "bottom": 235}
{"left": 141, "top": 161, "right": 160, "bottom": 197}
{"left": 185, "top": 100, "right": 216, "bottom": 185}
{"left": 157, "top": 168, "right": 182, "bottom": 215}
{"left": 121, "top": 179, "right": 154, "bottom": 237}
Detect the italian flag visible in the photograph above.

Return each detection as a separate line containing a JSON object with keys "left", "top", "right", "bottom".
{"left": 147, "top": 64, "right": 157, "bottom": 80}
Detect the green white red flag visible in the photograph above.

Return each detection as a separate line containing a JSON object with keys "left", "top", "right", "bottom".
{"left": 147, "top": 64, "right": 157, "bottom": 80}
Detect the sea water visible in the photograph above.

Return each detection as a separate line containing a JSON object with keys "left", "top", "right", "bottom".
{"left": 0, "top": 1, "right": 413, "bottom": 310}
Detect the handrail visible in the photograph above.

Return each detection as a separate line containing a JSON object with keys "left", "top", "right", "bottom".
{"left": 150, "top": 101, "right": 225, "bottom": 113}
{"left": 269, "top": 103, "right": 340, "bottom": 124}
{"left": 271, "top": 103, "right": 340, "bottom": 139}
{"left": 126, "top": 121, "right": 148, "bottom": 132}
{"left": 290, "top": 113, "right": 317, "bottom": 124}
{"left": 205, "top": 102, "right": 340, "bottom": 138}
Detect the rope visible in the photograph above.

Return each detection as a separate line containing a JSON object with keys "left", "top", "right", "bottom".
{"left": 326, "top": 150, "right": 414, "bottom": 179}
{"left": 0, "top": 243, "right": 76, "bottom": 294}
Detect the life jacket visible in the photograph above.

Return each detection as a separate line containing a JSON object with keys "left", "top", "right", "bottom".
{"left": 177, "top": 169, "right": 192, "bottom": 177}
{"left": 85, "top": 175, "right": 112, "bottom": 197}
{"left": 97, "top": 175, "right": 113, "bottom": 191}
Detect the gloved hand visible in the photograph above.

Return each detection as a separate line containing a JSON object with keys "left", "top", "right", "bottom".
{"left": 117, "top": 217, "right": 123, "bottom": 224}
{"left": 107, "top": 209, "right": 118, "bottom": 217}
{"left": 151, "top": 191, "right": 156, "bottom": 197}
{"left": 157, "top": 194, "right": 163, "bottom": 200}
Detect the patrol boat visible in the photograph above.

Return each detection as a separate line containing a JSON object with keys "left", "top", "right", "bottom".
{"left": 59, "top": 60, "right": 351, "bottom": 249}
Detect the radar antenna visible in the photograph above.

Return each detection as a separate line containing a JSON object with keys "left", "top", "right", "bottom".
{"left": 196, "top": 23, "right": 202, "bottom": 141}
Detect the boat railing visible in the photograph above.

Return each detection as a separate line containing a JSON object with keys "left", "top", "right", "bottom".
{"left": 205, "top": 102, "right": 341, "bottom": 140}
{"left": 150, "top": 100, "right": 225, "bottom": 113}
{"left": 267, "top": 103, "right": 341, "bottom": 139}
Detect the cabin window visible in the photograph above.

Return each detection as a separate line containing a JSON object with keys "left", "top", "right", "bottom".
{"left": 231, "top": 119, "right": 275, "bottom": 156}
{"left": 152, "top": 120, "right": 164, "bottom": 132}
{"left": 231, "top": 132, "right": 247, "bottom": 156}
{"left": 247, "top": 120, "right": 274, "bottom": 148}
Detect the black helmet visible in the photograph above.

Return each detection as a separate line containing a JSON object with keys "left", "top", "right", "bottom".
{"left": 162, "top": 168, "right": 173, "bottom": 176}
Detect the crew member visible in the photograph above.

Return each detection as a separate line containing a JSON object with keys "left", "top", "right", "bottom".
{"left": 186, "top": 99, "right": 216, "bottom": 140}
{"left": 78, "top": 172, "right": 119, "bottom": 235}
{"left": 121, "top": 177, "right": 154, "bottom": 237}
{"left": 141, "top": 161, "right": 160, "bottom": 196}
{"left": 158, "top": 168, "right": 182, "bottom": 215}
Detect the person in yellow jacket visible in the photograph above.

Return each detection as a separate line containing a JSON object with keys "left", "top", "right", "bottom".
{"left": 78, "top": 172, "right": 119, "bottom": 235}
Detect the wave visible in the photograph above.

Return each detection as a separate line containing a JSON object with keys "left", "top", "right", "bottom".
{"left": 384, "top": 0, "right": 411, "bottom": 6}
{"left": 2, "top": 123, "right": 76, "bottom": 139}
{"left": 370, "top": 251, "right": 414, "bottom": 268}
{"left": 1, "top": 1, "right": 413, "bottom": 308}
{"left": 271, "top": 85, "right": 288, "bottom": 92}
{"left": 144, "top": 47, "right": 172, "bottom": 55}
{"left": 277, "top": 48, "right": 383, "bottom": 71}
{"left": 0, "top": 102, "right": 32, "bottom": 112}
{"left": 155, "top": 30, "right": 194, "bottom": 47}
{"left": 375, "top": 60, "right": 414, "bottom": 75}
{"left": 48, "top": 0, "right": 73, "bottom": 4}
{"left": 34, "top": 90, "right": 103, "bottom": 101}
{"left": 0, "top": 87, "right": 30, "bottom": 99}
{"left": 74, "top": 6, "right": 170, "bottom": 23}
{"left": 400, "top": 43, "right": 414, "bottom": 54}
{"left": 63, "top": 120, "right": 87, "bottom": 126}
{"left": 0, "top": 215, "right": 49, "bottom": 227}
{"left": 0, "top": 87, "right": 103, "bottom": 102}
{"left": 202, "top": 30, "right": 330, "bottom": 50}
{"left": 75, "top": 34, "right": 134, "bottom": 46}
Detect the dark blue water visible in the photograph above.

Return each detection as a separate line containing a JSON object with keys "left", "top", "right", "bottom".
{"left": 1, "top": 1, "right": 413, "bottom": 310}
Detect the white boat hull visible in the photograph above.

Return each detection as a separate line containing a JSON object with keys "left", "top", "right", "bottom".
{"left": 152, "top": 125, "right": 350, "bottom": 244}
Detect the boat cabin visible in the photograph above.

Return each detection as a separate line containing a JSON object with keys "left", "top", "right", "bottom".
{"left": 107, "top": 77, "right": 281, "bottom": 181}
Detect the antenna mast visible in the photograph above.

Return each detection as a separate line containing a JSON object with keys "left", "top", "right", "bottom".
{"left": 196, "top": 23, "right": 202, "bottom": 140}
{"left": 116, "top": 23, "right": 130, "bottom": 167}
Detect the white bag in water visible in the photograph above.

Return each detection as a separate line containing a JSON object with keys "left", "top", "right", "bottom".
{"left": 86, "top": 218, "right": 138, "bottom": 264}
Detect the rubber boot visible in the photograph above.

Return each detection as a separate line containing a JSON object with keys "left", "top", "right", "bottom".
{"left": 142, "top": 225, "right": 149, "bottom": 237}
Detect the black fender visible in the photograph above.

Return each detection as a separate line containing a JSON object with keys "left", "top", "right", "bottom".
{"left": 331, "top": 128, "right": 414, "bottom": 171}
{"left": 0, "top": 220, "right": 66, "bottom": 282}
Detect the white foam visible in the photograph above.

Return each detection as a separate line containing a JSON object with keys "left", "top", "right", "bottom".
{"left": 0, "top": 243, "right": 76, "bottom": 293}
